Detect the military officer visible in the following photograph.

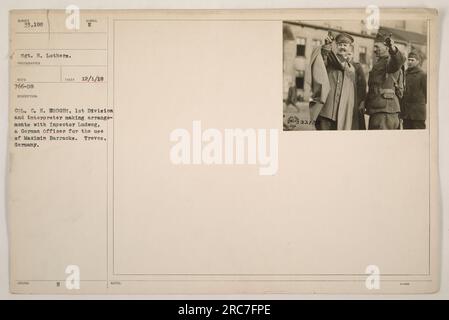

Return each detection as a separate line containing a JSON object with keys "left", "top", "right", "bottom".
{"left": 315, "top": 32, "right": 356, "bottom": 130}
{"left": 365, "top": 33, "right": 406, "bottom": 130}
{"left": 401, "top": 50, "right": 427, "bottom": 129}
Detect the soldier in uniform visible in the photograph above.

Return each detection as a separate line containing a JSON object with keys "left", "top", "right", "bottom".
{"left": 315, "top": 32, "right": 356, "bottom": 130}
{"left": 401, "top": 49, "right": 427, "bottom": 129}
{"left": 365, "top": 33, "right": 406, "bottom": 130}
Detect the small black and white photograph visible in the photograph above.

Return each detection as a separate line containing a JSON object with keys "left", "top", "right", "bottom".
{"left": 283, "top": 19, "right": 428, "bottom": 130}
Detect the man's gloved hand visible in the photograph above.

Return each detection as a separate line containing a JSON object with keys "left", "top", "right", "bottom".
{"left": 324, "top": 31, "right": 335, "bottom": 45}
{"left": 322, "top": 31, "right": 334, "bottom": 51}
{"left": 384, "top": 37, "right": 394, "bottom": 48}
{"left": 384, "top": 34, "right": 395, "bottom": 49}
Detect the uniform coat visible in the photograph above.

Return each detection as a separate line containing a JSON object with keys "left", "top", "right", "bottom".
{"left": 401, "top": 66, "right": 427, "bottom": 121}
{"left": 317, "top": 47, "right": 356, "bottom": 130}
{"left": 365, "top": 47, "right": 406, "bottom": 115}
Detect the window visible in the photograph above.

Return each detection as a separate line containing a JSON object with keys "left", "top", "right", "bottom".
{"left": 296, "top": 37, "right": 306, "bottom": 57}
{"left": 295, "top": 70, "right": 305, "bottom": 89}
{"left": 359, "top": 46, "right": 367, "bottom": 64}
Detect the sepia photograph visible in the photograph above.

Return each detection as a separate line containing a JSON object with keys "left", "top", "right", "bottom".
{"left": 3, "top": 7, "right": 443, "bottom": 298}
{"left": 283, "top": 19, "right": 428, "bottom": 130}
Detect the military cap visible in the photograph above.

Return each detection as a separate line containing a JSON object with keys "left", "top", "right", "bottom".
{"left": 335, "top": 32, "right": 354, "bottom": 44}
{"left": 408, "top": 49, "right": 422, "bottom": 61}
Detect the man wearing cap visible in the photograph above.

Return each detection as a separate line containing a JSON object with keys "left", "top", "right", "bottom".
{"left": 401, "top": 49, "right": 427, "bottom": 129}
{"left": 365, "top": 32, "right": 406, "bottom": 129}
{"left": 311, "top": 32, "right": 356, "bottom": 130}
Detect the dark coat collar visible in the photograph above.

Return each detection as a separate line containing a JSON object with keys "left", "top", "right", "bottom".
{"left": 406, "top": 66, "right": 422, "bottom": 74}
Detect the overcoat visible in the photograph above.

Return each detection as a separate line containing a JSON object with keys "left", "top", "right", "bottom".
{"left": 308, "top": 46, "right": 356, "bottom": 130}
{"left": 366, "top": 47, "right": 406, "bottom": 115}
{"left": 401, "top": 66, "right": 427, "bottom": 121}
